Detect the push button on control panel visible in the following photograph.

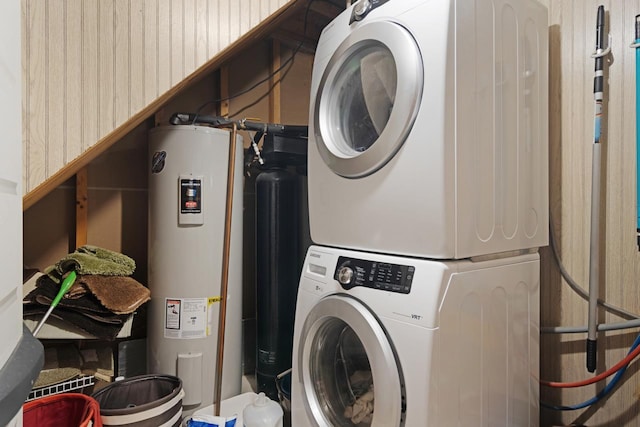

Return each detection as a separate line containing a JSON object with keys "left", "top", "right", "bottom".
{"left": 334, "top": 256, "right": 414, "bottom": 294}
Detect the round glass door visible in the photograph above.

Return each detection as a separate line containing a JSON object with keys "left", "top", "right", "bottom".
{"left": 313, "top": 20, "right": 423, "bottom": 178}
{"left": 298, "top": 295, "right": 404, "bottom": 426}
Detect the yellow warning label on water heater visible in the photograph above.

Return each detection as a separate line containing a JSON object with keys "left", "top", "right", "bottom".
{"left": 206, "top": 296, "right": 222, "bottom": 336}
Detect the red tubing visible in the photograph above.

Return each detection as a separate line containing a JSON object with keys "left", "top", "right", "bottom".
{"left": 540, "top": 344, "right": 640, "bottom": 388}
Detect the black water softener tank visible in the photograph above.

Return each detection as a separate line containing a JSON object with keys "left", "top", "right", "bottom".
{"left": 255, "top": 132, "right": 308, "bottom": 401}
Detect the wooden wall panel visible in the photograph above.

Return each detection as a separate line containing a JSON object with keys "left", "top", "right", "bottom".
{"left": 47, "top": 1, "right": 65, "bottom": 171}
{"left": 130, "top": 0, "right": 145, "bottom": 115}
{"left": 115, "top": 0, "right": 131, "bottom": 125}
{"left": 98, "top": 1, "right": 115, "bottom": 138}
{"left": 143, "top": 0, "right": 158, "bottom": 105}
{"left": 65, "top": 0, "right": 82, "bottom": 162}
{"left": 184, "top": 1, "right": 197, "bottom": 75}
{"left": 25, "top": 0, "right": 46, "bottom": 190}
{"left": 280, "top": 45, "right": 312, "bottom": 124}
{"left": 170, "top": 1, "right": 184, "bottom": 86}
{"left": 542, "top": 1, "right": 640, "bottom": 425}
{"left": 196, "top": 0, "right": 209, "bottom": 66}
{"left": 207, "top": 0, "right": 221, "bottom": 58}
{"left": 21, "top": 0, "right": 293, "bottom": 196}
{"left": 157, "top": 1, "right": 171, "bottom": 95}
{"left": 230, "top": 1, "right": 241, "bottom": 43}
{"left": 82, "top": 1, "right": 99, "bottom": 151}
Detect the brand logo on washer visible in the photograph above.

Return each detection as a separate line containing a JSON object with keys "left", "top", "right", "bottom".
{"left": 393, "top": 311, "right": 424, "bottom": 324}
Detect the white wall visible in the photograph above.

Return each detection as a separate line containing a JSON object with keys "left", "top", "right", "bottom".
{"left": 0, "top": 0, "right": 24, "bottom": 424}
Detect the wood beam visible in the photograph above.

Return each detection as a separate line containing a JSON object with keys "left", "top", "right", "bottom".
{"left": 220, "top": 66, "right": 230, "bottom": 118}
{"left": 75, "top": 168, "right": 88, "bottom": 248}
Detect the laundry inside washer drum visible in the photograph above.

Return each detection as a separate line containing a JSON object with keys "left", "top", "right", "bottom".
{"left": 311, "top": 319, "right": 375, "bottom": 426}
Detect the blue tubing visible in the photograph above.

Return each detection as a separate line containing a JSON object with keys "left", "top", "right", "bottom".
{"left": 541, "top": 333, "right": 640, "bottom": 410}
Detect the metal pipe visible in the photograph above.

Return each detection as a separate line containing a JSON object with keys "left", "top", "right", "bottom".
{"left": 587, "top": 142, "right": 602, "bottom": 371}
{"left": 542, "top": 318, "right": 640, "bottom": 335}
{"left": 214, "top": 123, "right": 238, "bottom": 416}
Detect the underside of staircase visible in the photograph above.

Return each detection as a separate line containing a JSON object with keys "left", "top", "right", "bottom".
{"left": 22, "top": 0, "right": 343, "bottom": 210}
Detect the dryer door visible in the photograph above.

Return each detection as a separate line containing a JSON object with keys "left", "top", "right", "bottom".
{"left": 297, "top": 294, "right": 404, "bottom": 427}
{"left": 312, "top": 20, "right": 423, "bottom": 178}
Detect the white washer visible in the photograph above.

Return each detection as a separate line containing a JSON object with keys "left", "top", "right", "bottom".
{"left": 291, "top": 246, "right": 540, "bottom": 426}
{"left": 308, "top": 0, "right": 548, "bottom": 259}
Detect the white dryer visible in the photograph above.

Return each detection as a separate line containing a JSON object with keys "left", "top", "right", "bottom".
{"left": 291, "top": 246, "right": 540, "bottom": 426}
{"left": 308, "top": 0, "right": 549, "bottom": 259}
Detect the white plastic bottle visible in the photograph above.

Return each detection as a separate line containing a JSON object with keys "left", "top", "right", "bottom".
{"left": 242, "top": 392, "right": 284, "bottom": 427}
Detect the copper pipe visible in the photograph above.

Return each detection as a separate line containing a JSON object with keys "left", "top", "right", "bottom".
{"left": 214, "top": 123, "right": 238, "bottom": 416}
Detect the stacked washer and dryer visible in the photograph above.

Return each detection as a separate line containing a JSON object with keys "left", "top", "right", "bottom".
{"left": 291, "top": 0, "right": 548, "bottom": 426}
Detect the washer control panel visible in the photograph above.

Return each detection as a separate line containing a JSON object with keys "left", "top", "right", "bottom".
{"left": 334, "top": 256, "right": 414, "bottom": 294}
{"left": 349, "top": 0, "right": 390, "bottom": 23}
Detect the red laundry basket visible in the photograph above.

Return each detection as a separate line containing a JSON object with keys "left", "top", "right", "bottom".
{"left": 23, "top": 393, "right": 102, "bottom": 427}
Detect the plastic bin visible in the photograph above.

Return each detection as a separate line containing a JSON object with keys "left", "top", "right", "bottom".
{"left": 23, "top": 393, "right": 102, "bottom": 427}
{"left": 92, "top": 374, "right": 184, "bottom": 427}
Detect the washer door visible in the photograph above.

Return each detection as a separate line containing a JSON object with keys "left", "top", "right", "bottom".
{"left": 298, "top": 295, "right": 404, "bottom": 426}
{"left": 313, "top": 20, "right": 423, "bottom": 178}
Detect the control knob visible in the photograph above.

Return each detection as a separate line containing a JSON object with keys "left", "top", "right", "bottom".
{"left": 337, "top": 265, "right": 355, "bottom": 286}
{"left": 353, "top": 0, "right": 372, "bottom": 21}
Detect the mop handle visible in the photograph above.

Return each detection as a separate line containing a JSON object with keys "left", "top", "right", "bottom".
{"left": 587, "top": 5, "right": 606, "bottom": 373}
{"left": 32, "top": 271, "right": 77, "bottom": 337}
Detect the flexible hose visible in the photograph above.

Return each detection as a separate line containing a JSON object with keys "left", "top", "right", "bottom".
{"left": 540, "top": 342, "right": 640, "bottom": 388}
{"left": 548, "top": 215, "right": 639, "bottom": 320}
{"left": 541, "top": 333, "right": 640, "bottom": 410}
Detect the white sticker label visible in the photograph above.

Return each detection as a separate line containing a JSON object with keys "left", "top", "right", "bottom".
{"left": 164, "top": 297, "right": 208, "bottom": 339}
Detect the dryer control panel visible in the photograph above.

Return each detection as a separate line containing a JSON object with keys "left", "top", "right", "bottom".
{"left": 334, "top": 256, "right": 414, "bottom": 294}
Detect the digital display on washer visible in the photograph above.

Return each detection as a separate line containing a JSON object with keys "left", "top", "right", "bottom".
{"left": 334, "top": 256, "right": 414, "bottom": 294}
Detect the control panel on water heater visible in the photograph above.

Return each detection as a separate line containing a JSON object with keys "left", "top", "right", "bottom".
{"left": 334, "top": 256, "right": 414, "bottom": 294}
{"left": 178, "top": 174, "right": 204, "bottom": 225}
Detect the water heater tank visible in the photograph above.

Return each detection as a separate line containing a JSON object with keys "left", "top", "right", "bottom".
{"left": 147, "top": 125, "right": 243, "bottom": 416}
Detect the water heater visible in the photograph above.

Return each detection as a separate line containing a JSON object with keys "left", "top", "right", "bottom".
{"left": 148, "top": 125, "right": 243, "bottom": 416}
